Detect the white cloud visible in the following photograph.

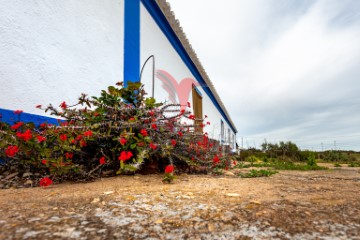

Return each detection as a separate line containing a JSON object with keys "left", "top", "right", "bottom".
{"left": 168, "top": 0, "right": 360, "bottom": 150}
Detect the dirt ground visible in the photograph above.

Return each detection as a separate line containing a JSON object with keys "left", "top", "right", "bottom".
{"left": 0, "top": 165, "right": 359, "bottom": 240}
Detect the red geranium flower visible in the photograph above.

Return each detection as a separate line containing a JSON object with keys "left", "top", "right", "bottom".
{"left": 149, "top": 142, "right": 157, "bottom": 150}
{"left": 16, "top": 130, "right": 32, "bottom": 141}
{"left": 140, "top": 129, "right": 148, "bottom": 137}
{"left": 14, "top": 110, "right": 23, "bottom": 114}
{"left": 36, "top": 105, "right": 42, "bottom": 109}
{"left": 80, "top": 140, "right": 87, "bottom": 147}
{"left": 118, "top": 151, "right": 133, "bottom": 162}
{"left": 36, "top": 135, "right": 46, "bottom": 143}
{"left": 189, "top": 115, "right": 195, "bottom": 120}
{"left": 213, "top": 155, "right": 220, "bottom": 164}
{"left": 39, "top": 177, "right": 53, "bottom": 187}
{"left": 171, "top": 139, "right": 177, "bottom": 146}
{"left": 148, "top": 111, "right": 155, "bottom": 116}
{"left": 11, "top": 122, "right": 24, "bottom": 130}
{"left": 99, "top": 156, "right": 106, "bottom": 165}
{"left": 60, "top": 101, "right": 67, "bottom": 109}
{"left": 83, "top": 130, "right": 93, "bottom": 137}
{"left": 76, "top": 135, "right": 83, "bottom": 141}
{"left": 207, "top": 122, "right": 210, "bottom": 125}
{"left": 165, "top": 165, "right": 174, "bottom": 174}
{"left": 41, "top": 159, "right": 47, "bottom": 165}
{"left": 40, "top": 123, "right": 48, "bottom": 129}
{"left": 93, "top": 112, "right": 100, "bottom": 116}
{"left": 65, "top": 152, "right": 73, "bottom": 159}
{"left": 187, "top": 102, "right": 191, "bottom": 108}
{"left": 178, "top": 131, "right": 183, "bottom": 137}
{"left": 180, "top": 109, "right": 185, "bottom": 115}
{"left": 119, "top": 137, "right": 127, "bottom": 145}
{"left": 151, "top": 124, "right": 157, "bottom": 130}
{"left": 59, "top": 134, "right": 67, "bottom": 141}
{"left": 5, "top": 145, "right": 19, "bottom": 157}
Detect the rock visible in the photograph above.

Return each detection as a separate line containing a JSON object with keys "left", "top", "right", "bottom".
{"left": 91, "top": 198, "right": 100, "bottom": 203}
{"left": 250, "top": 200, "right": 261, "bottom": 205}
{"left": 24, "top": 180, "right": 33, "bottom": 187}
{"left": 22, "top": 172, "right": 32, "bottom": 178}
{"left": 224, "top": 171, "right": 235, "bottom": 176}
{"left": 226, "top": 193, "right": 240, "bottom": 197}
{"left": 154, "top": 219, "right": 163, "bottom": 224}
{"left": 103, "top": 191, "right": 114, "bottom": 195}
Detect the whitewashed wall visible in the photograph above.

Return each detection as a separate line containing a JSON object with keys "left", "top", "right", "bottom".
{"left": 0, "top": 0, "right": 124, "bottom": 115}
{"left": 140, "top": 3, "right": 236, "bottom": 148}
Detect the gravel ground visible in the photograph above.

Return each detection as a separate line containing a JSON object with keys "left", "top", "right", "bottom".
{"left": 0, "top": 165, "right": 360, "bottom": 239}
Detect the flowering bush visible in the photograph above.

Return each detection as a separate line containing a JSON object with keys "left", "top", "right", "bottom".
{"left": 0, "top": 82, "right": 224, "bottom": 186}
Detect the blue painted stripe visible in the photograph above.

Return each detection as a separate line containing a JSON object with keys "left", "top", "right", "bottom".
{"left": 140, "top": 0, "right": 237, "bottom": 133}
{"left": 0, "top": 108, "right": 59, "bottom": 127}
{"left": 124, "top": 0, "right": 140, "bottom": 87}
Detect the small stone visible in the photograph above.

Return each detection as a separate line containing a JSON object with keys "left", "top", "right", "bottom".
{"left": 224, "top": 171, "right": 235, "bottom": 176}
{"left": 250, "top": 200, "right": 261, "bottom": 205}
{"left": 154, "top": 219, "right": 163, "bottom": 224}
{"left": 97, "top": 229, "right": 107, "bottom": 234}
{"left": 24, "top": 180, "right": 33, "bottom": 187}
{"left": 22, "top": 172, "right": 32, "bottom": 178}
{"left": 103, "top": 191, "right": 114, "bottom": 195}
{"left": 91, "top": 198, "right": 100, "bottom": 203}
{"left": 226, "top": 193, "right": 240, "bottom": 197}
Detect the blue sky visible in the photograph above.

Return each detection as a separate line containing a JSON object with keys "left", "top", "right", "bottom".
{"left": 167, "top": 0, "right": 360, "bottom": 151}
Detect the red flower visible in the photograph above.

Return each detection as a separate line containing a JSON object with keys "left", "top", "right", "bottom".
{"left": 165, "top": 165, "right": 174, "bottom": 174}
{"left": 11, "top": 122, "right": 24, "bottom": 130}
{"left": 129, "top": 117, "right": 135, "bottom": 121}
{"left": 59, "top": 134, "right": 67, "bottom": 141}
{"left": 80, "top": 140, "right": 87, "bottom": 147}
{"left": 39, "top": 177, "right": 53, "bottom": 187}
{"left": 61, "top": 122, "right": 69, "bottom": 127}
{"left": 36, "top": 105, "right": 42, "bottom": 109}
{"left": 36, "top": 135, "right": 46, "bottom": 143}
{"left": 99, "top": 156, "right": 106, "bottom": 165}
{"left": 5, "top": 145, "right": 19, "bottom": 157}
{"left": 207, "top": 122, "right": 210, "bottom": 125}
{"left": 65, "top": 152, "right": 73, "bottom": 159}
{"left": 189, "top": 115, "right": 195, "bottom": 120}
{"left": 140, "top": 129, "right": 148, "bottom": 137}
{"left": 213, "top": 155, "right": 220, "bottom": 164}
{"left": 178, "top": 131, "right": 183, "bottom": 137}
{"left": 149, "top": 142, "right": 157, "bottom": 150}
{"left": 151, "top": 124, "right": 157, "bottom": 130}
{"left": 148, "top": 111, "right": 155, "bottom": 116}
{"left": 171, "top": 139, "right": 177, "bottom": 146}
{"left": 40, "top": 123, "right": 48, "bottom": 129}
{"left": 137, "top": 142, "right": 144, "bottom": 147}
{"left": 16, "top": 130, "right": 32, "bottom": 141}
{"left": 14, "top": 110, "right": 23, "bottom": 114}
{"left": 93, "top": 112, "right": 100, "bottom": 116}
{"left": 118, "top": 151, "right": 133, "bottom": 162}
{"left": 41, "top": 159, "right": 47, "bottom": 165}
{"left": 83, "top": 130, "right": 93, "bottom": 137}
{"left": 180, "top": 109, "right": 185, "bottom": 115}
{"left": 187, "top": 102, "right": 191, "bottom": 108}
{"left": 76, "top": 135, "right": 83, "bottom": 141}
{"left": 60, "top": 101, "right": 67, "bottom": 109}
{"left": 119, "top": 137, "right": 127, "bottom": 145}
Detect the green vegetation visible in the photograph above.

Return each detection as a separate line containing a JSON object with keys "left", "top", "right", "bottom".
{"left": 238, "top": 169, "right": 278, "bottom": 178}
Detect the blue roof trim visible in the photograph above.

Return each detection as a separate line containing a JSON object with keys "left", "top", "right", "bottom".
{"left": 124, "top": 0, "right": 140, "bottom": 87}
{"left": 0, "top": 108, "right": 59, "bottom": 127}
{"left": 140, "top": 0, "right": 237, "bottom": 133}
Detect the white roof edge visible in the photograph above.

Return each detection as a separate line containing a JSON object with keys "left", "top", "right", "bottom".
{"left": 155, "top": 0, "right": 237, "bottom": 133}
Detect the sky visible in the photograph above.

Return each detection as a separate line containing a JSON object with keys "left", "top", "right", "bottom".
{"left": 167, "top": 0, "right": 360, "bottom": 151}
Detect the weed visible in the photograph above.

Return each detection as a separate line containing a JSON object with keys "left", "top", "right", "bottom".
{"left": 238, "top": 169, "right": 278, "bottom": 178}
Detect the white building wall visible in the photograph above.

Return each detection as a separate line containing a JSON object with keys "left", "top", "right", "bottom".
{"left": 0, "top": 0, "right": 124, "bottom": 115}
{"left": 140, "top": 3, "right": 235, "bottom": 148}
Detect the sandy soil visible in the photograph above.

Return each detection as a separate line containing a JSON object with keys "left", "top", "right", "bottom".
{"left": 0, "top": 165, "right": 359, "bottom": 239}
